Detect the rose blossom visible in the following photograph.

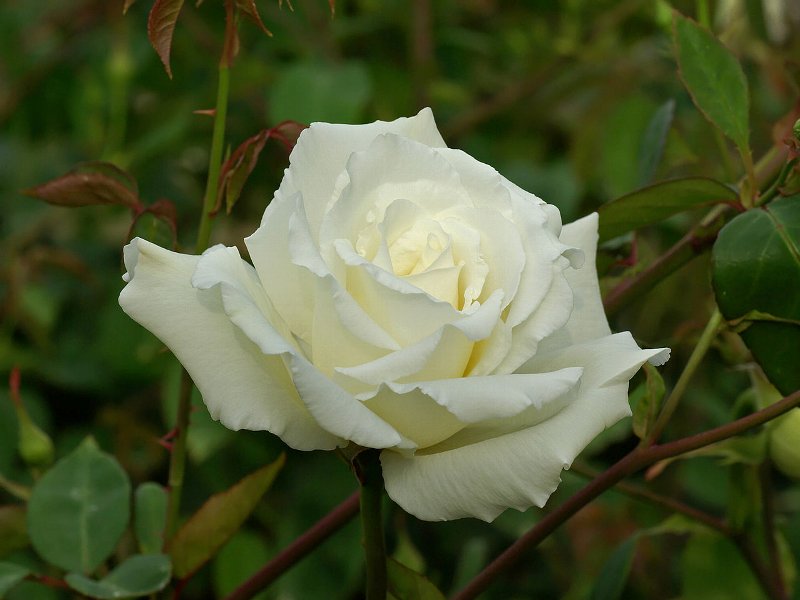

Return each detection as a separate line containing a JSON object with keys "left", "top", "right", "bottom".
{"left": 120, "top": 108, "right": 669, "bottom": 521}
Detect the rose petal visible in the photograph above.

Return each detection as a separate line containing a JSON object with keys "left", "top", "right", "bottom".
{"left": 334, "top": 239, "right": 459, "bottom": 346}
{"left": 493, "top": 260, "right": 574, "bottom": 374}
{"left": 280, "top": 107, "right": 447, "bottom": 241}
{"left": 193, "top": 245, "right": 408, "bottom": 450}
{"left": 381, "top": 332, "right": 665, "bottom": 521}
{"left": 245, "top": 193, "right": 315, "bottom": 344}
{"left": 381, "top": 381, "right": 629, "bottom": 521}
{"left": 538, "top": 213, "right": 611, "bottom": 351}
{"left": 119, "top": 238, "right": 340, "bottom": 451}
{"left": 335, "top": 290, "right": 505, "bottom": 389}
{"left": 319, "top": 134, "right": 472, "bottom": 258}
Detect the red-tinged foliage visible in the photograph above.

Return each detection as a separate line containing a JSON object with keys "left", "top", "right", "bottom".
{"left": 236, "top": 0, "right": 272, "bottom": 36}
{"left": 24, "top": 163, "right": 142, "bottom": 210}
{"left": 216, "top": 120, "right": 307, "bottom": 215}
{"left": 130, "top": 198, "right": 180, "bottom": 247}
{"left": 147, "top": 0, "right": 186, "bottom": 78}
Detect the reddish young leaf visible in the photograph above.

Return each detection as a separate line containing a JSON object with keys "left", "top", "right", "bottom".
{"left": 328, "top": 0, "right": 335, "bottom": 16}
{"left": 236, "top": 0, "right": 272, "bottom": 36}
{"left": 147, "top": 0, "right": 186, "bottom": 78}
{"left": 217, "top": 121, "right": 307, "bottom": 215}
{"left": 221, "top": 0, "right": 240, "bottom": 68}
{"left": 25, "top": 163, "right": 141, "bottom": 209}
{"left": 129, "top": 199, "right": 179, "bottom": 247}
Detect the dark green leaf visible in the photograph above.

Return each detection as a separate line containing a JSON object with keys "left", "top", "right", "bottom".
{"left": 134, "top": 482, "right": 168, "bottom": 555}
{"left": 712, "top": 195, "right": 800, "bottom": 394}
{"left": 147, "top": 0, "right": 185, "bottom": 78}
{"left": 598, "top": 177, "right": 736, "bottom": 242}
{"left": 0, "top": 506, "right": 28, "bottom": 557}
{"left": 24, "top": 163, "right": 140, "bottom": 209}
{"left": 632, "top": 363, "right": 665, "bottom": 440}
{"left": 27, "top": 437, "right": 131, "bottom": 573}
{"left": 672, "top": 13, "right": 750, "bottom": 152}
{"left": 590, "top": 536, "right": 638, "bottom": 600}
{"left": 387, "top": 558, "right": 446, "bottom": 600}
{"left": 0, "top": 562, "right": 30, "bottom": 596}
{"left": 65, "top": 554, "right": 171, "bottom": 599}
{"left": 170, "top": 454, "right": 285, "bottom": 578}
{"left": 638, "top": 99, "right": 675, "bottom": 186}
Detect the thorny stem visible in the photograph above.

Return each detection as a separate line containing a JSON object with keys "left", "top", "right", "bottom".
{"left": 163, "top": 368, "right": 193, "bottom": 546}
{"left": 195, "top": 62, "right": 230, "bottom": 254}
{"left": 164, "top": 33, "right": 232, "bottom": 549}
{"left": 452, "top": 389, "right": 800, "bottom": 600}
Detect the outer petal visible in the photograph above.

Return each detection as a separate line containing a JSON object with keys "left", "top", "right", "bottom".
{"left": 537, "top": 212, "right": 611, "bottom": 352}
{"left": 193, "top": 245, "right": 408, "bottom": 451}
{"left": 282, "top": 108, "right": 447, "bottom": 240}
{"left": 118, "top": 238, "right": 340, "bottom": 451}
{"left": 381, "top": 332, "right": 668, "bottom": 521}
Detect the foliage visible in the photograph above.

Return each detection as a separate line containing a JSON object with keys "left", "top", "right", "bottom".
{"left": 2, "top": 1, "right": 800, "bottom": 598}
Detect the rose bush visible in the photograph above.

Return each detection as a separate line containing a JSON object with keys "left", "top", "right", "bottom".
{"left": 119, "top": 108, "right": 668, "bottom": 521}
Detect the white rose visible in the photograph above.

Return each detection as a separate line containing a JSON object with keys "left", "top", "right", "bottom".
{"left": 119, "top": 108, "right": 669, "bottom": 521}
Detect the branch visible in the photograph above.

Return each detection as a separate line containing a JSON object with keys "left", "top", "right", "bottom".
{"left": 223, "top": 491, "right": 360, "bottom": 600}
{"left": 452, "top": 389, "right": 800, "bottom": 600}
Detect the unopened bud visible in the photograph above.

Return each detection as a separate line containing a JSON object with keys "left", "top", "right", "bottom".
{"left": 9, "top": 368, "right": 54, "bottom": 468}
{"left": 770, "top": 408, "right": 800, "bottom": 479}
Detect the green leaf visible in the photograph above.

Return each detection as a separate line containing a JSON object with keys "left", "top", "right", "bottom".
{"left": 712, "top": 195, "right": 800, "bottom": 394}
{"left": 0, "top": 562, "right": 30, "bottom": 596}
{"left": 638, "top": 99, "right": 675, "bottom": 186}
{"left": 598, "top": 177, "right": 736, "bottom": 242}
{"left": 672, "top": 12, "right": 750, "bottom": 152}
{"left": 387, "top": 558, "right": 446, "bottom": 600}
{"left": 134, "top": 483, "right": 168, "bottom": 555}
{"left": 269, "top": 61, "right": 372, "bottom": 125}
{"left": 0, "top": 505, "right": 28, "bottom": 557}
{"left": 27, "top": 437, "right": 131, "bottom": 573}
{"left": 65, "top": 554, "right": 171, "bottom": 599}
{"left": 632, "top": 363, "right": 666, "bottom": 440}
{"left": 590, "top": 536, "right": 638, "bottom": 600}
{"left": 170, "top": 454, "right": 285, "bottom": 578}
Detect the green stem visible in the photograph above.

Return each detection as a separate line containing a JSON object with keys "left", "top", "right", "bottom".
{"left": 739, "top": 144, "right": 758, "bottom": 209}
{"left": 163, "top": 368, "right": 193, "bottom": 546}
{"left": 603, "top": 205, "right": 728, "bottom": 316}
{"left": 356, "top": 450, "right": 387, "bottom": 600}
{"left": 646, "top": 307, "right": 724, "bottom": 444}
{"left": 452, "top": 389, "right": 800, "bottom": 600}
{"left": 195, "top": 63, "right": 230, "bottom": 254}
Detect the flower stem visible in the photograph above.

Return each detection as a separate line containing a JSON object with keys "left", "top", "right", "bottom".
{"left": 195, "top": 62, "right": 230, "bottom": 254}
{"left": 355, "top": 449, "right": 388, "bottom": 600}
{"left": 645, "top": 306, "right": 724, "bottom": 444}
{"left": 452, "top": 388, "right": 800, "bottom": 600}
{"left": 164, "top": 55, "right": 231, "bottom": 548}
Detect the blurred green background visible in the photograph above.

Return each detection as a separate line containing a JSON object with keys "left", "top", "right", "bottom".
{"left": 2, "top": 0, "right": 800, "bottom": 598}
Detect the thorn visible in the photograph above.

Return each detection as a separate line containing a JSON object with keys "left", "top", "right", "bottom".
{"left": 193, "top": 108, "right": 216, "bottom": 117}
